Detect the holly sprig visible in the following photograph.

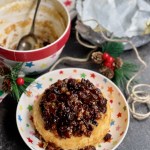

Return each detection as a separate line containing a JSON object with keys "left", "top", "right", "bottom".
{"left": 102, "top": 42, "right": 124, "bottom": 58}
{"left": 92, "top": 42, "right": 138, "bottom": 90}
{"left": 1, "top": 63, "right": 35, "bottom": 101}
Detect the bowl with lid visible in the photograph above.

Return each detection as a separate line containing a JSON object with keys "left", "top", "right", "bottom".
{"left": 0, "top": 0, "right": 71, "bottom": 75}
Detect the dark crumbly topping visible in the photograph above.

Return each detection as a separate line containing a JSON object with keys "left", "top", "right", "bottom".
{"left": 40, "top": 78, "right": 107, "bottom": 138}
{"left": 103, "top": 133, "right": 112, "bottom": 142}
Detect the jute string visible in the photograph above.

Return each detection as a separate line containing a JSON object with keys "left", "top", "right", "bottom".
{"left": 50, "top": 49, "right": 95, "bottom": 72}
{"left": 50, "top": 19, "right": 150, "bottom": 120}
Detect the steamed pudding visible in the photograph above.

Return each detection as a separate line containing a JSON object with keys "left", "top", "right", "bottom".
{"left": 33, "top": 78, "right": 111, "bottom": 149}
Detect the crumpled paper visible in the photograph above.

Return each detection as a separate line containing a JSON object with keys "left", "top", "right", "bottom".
{"left": 76, "top": 0, "right": 150, "bottom": 38}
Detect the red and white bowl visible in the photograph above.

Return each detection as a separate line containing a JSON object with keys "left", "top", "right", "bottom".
{"left": 0, "top": 0, "right": 71, "bottom": 75}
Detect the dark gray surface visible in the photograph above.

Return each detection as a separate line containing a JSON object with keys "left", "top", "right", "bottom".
{"left": 0, "top": 19, "right": 150, "bottom": 150}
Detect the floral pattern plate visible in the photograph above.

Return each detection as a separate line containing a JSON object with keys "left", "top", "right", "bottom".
{"left": 16, "top": 68, "right": 129, "bottom": 150}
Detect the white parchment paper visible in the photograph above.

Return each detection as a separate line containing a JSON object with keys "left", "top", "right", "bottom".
{"left": 76, "top": 0, "right": 150, "bottom": 37}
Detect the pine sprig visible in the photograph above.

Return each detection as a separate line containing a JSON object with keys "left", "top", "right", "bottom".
{"left": 102, "top": 42, "right": 124, "bottom": 58}
{"left": 2, "top": 63, "right": 35, "bottom": 101}
{"left": 11, "top": 77, "right": 35, "bottom": 101}
{"left": 113, "top": 62, "right": 138, "bottom": 91}
{"left": 24, "top": 77, "right": 35, "bottom": 83}
{"left": 11, "top": 80, "right": 21, "bottom": 101}
{"left": 12, "top": 63, "right": 23, "bottom": 73}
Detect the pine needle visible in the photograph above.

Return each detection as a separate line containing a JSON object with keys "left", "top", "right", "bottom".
{"left": 24, "top": 77, "right": 35, "bottom": 83}
{"left": 11, "top": 80, "right": 20, "bottom": 101}
{"left": 113, "top": 62, "right": 139, "bottom": 91}
{"left": 102, "top": 42, "right": 124, "bottom": 58}
{"left": 8, "top": 63, "right": 35, "bottom": 101}
{"left": 19, "top": 85, "right": 26, "bottom": 93}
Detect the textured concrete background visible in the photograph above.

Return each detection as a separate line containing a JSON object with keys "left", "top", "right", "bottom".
{"left": 0, "top": 20, "right": 150, "bottom": 150}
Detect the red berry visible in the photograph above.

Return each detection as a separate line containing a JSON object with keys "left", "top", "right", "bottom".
{"left": 107, "top": 56, "right": 114, "bottom": 64}
{"left": 102, "top": 52, "right": 110, "bottom": 60}
{"left": 103, "top": 61, "right": 112, "bottom": 68}
{"left": 16, "top": 77, "right": 24, "bottom": 86}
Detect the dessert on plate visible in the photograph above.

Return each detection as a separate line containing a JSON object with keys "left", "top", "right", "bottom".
{"left": 33, "top": 78, "right": 111, "bottom": 150}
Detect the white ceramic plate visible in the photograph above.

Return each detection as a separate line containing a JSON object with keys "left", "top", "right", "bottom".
{"left": 16, "top": 68, "right": 129, "bottom": 150}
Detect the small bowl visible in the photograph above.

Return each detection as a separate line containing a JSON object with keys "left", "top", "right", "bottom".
{"left": 0, "top": 0, "right": 71, "bottom": 75}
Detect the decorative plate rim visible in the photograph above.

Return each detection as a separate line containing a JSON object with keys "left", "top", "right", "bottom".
{"left": 16, "top": 68, "right": 130, "bottom": 150}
